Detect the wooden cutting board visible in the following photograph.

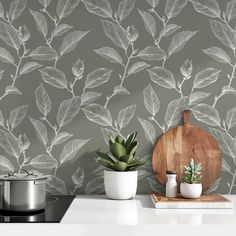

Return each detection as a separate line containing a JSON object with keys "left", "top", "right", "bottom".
{"left": 152, "top": 110, "right": 221, "bottom": 191}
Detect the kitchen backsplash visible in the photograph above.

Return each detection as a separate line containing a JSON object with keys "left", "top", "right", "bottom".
{"left": 0, "top": 0, "right": 235, "bottom": 194}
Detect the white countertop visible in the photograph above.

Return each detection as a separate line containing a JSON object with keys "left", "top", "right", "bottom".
{"left": 2, "top": 195, "right": 236, "bottom": 236}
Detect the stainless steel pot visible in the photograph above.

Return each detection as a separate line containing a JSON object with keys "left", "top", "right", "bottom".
{"left": 0, "top": 169, "right": 48, "bottom": 212}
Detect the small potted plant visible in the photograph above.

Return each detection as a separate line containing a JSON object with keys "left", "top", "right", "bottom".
{"left": 97, "top": 132, "right": 146, "bottom": 200}
{"left": 180, "top": 159, "right": 202, "bottom": 198}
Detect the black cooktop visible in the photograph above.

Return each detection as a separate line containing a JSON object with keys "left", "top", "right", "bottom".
{"left": 0, "top": 195, "right": 75, "bottom": 223}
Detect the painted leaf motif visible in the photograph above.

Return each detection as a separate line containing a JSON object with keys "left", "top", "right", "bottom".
{"left": 168, "top": 31, "right": 197, "bottom": 56}
{"left": 46, "top": 176, "right": 67, "bottom": 195}
{"left": 226, "top": 0, "right": 236, "bottom": 20}
{"left": 137, "top": 117, "right": 156, "bottom": 145}
{"left": 222, "top": 86, "right": 236, "bottom": 95}
{"left": 165, "top": 0, "right": 188, "bottom": 19}
{"left": 193, "top": 68, "right": 221, "bottom": 89}
{"left": 0, "top": 129, "right": 21, "bottom": 158}
{"left": 191, "top": 103, "right": 221, "bottom": 126}
{"left": 59, "top": 139, "right": 89, "bottom": 164}
{"left": 19, "top": 62, "right": 41, "bottom": 75}
{"left": 143, "top": 84, "right": 160, "bottom": 116}
{"left": 72, "top": 58, "right": 84, "bottom": 77}
{"left": 72, "top": 166, "right": 84, "bottom": 186}
{"left": 0, "top": 70, "right": 4, "bottom": 80}
{"left": 147, "top": 176, "right": 165, "bottom": 192}
{"left": 204, "top": 178, "right": 221, "bottom": 194}
{"left": 9, "top": 105, "right": 28, "bottom": 130}
{"left": 51, "top": 132, "right": 73, "bottom": 147}
{"left": 117, "top": 105, "right": 136, "bottom": 129}
{"left": 94, "top": 47, "right": 123, "bottom": 64}
{"left": 127, "top": 62, "right": 150, "bottom": 75}
{"left": 189, "top": 91, "right": 210, "bottom": 106}
{"left": 85, "top": 68, "right": 112, "bottom": 89}
{"left": 146, "top": 0, "right": 160, "bottom": 8}
{"left": 30, "top": 9, "right": 48, "bottom": 36}
{"left": 83, "top": 104, "right": 112, "bottom": 126}
{"left": 102, "top": 20, "right": 129, "bottom": 49}
{"left": 85, "top": 176, "right": 104, "bottom": 194}
{"left": 30, "top": 118, "right": 48, "bottom": 145}
{"left": 51, "top": 24, "right": 73, "bottom": 38}
{"left": 0, "top": 47, "right": 15, "bottom": 64}
{"left": 190, "top": 0, "right": 221, "bottom": 18}
{"left": 138, "top": 46, "right": 166, "bottom": 61}
{"left": 0, "top": 110, "right": 4, "bottom": 126}
{"left": 0, "top": 2, "right": 3, "bottom": 18}
{"left": 117, "top": 0, "right": 135, "bottom": 21}
{"left": 148, "top": 67, "right": 176, "bottom": 89}
{"left": 35, "top": 84, "right": 52, "bottom": 117}
{"left": 40, "top": 67, "right": 67, "bottom": 89}
{"left": 222, "top": 158, "right": 231, "bottom": 172}
{"left": 202, "top": 47, "right": 231, "bottom": 64}
{"left": 9, "top": 0, "right": 27, "bottom": 21}
{"left": 5, "top": 86, "right": 22, "bottom": 95}
{"left": 0, "top": 21, "right": 21, "bottom": 50}
{"left": 57, "top": 96, "right": 80, "bottom": 127}
{"left": 138, "top": 9, "right": 156, "bottom": 37}
{"left": 159, "top": 24, "right": 181, "bottom": 38}
{"left": 101, "top": 127, "right": 117, "bottom": 145}
{"left": 113, "top": 86, "right": 129, "bottom": 95}
{"left": 0, "top": 155, "right": 14, "bottom": 172}
{"left": 57, "top": 0, "right": 80, "bottom": 19}
{"left": 210, "top": 20, "right": 236, "bottom": 49}
{"left": 84, "top": 0, "right": 112, "bottom": 18}
{"left": 59, "top": 31, "right": 89, "bottom": 56}
{"left": 81, "top": 91, "right": 102, "bottom": 106}
{"left": 30, "top": 46, "right": 58, "bottom": 61}
{"left": 30, "top": 155, "right": 58, "bottom": 169}
{"left": 226, "top": 107, "right": 236, "bottom": 130}
{"left": 39, "top": 0, "right": 51, "bottom": 8}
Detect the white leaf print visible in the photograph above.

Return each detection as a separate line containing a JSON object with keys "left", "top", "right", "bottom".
{"left": 148, "top": 67, "right": 176, "bottom": 89}
{"left": 72, "top": 58, "right": 84, "bottom": 77}
{"left": 190, "top": 0, "right": 221, "bottom": 18}
{"left": 226, "top": 107, "right": 236, "bottom": 130}
{"left": 59, "top": 31, "right": 89, "bottom": 56}
{"left": 72, "top": 166, "right": 84, "bottom": 186}
{"left": 165, "top": 96, "right": 189, "bottom": 128}
{"left": 9, "top": 105, "right": 28, "bottom": 130}
{"left": 30, "top": 118, "right": 48, "bottom": 145}
{"left": 0, "top": 47, "right": 15, "bottom": 64}
{"left": 138, "top": 169, "right": 151, "bottom": 180}
{"left": 94, "top": 47, "right": 123, "bottom": 64}
{"left": 189, "top": 91, "right": 210, "bottom": 106}
{"left": 226, "top": 0, "right": 236, "bottom": 20}
{"left": 159, "top": 24, "right": 181, "bottom": 38}
{"left": 19, "top": 62, "right": 42, "bottom": 75}
{"left": 40, "top": 67, "right": 68, "bottom": 89}
{"left": 57, "top": 96, "right": 80, "bottom": 127}
{"left": 168, "top": 31, "right": 197, "bottom": 56}
{"left": 147, "top": 176, "right": 165, "bottom": 192}
{"left": 102, "top": 20, "right": 129, "bottom": 50}
{"left": 204, "top": 178, "right": 221, "bottom": 194}
{"left": 0, "top": 155, "right": 14, "bottom": 172}
{"left": 81, "top": 91, "right": 102, "bottom": 106}
{"left": 85, "top": 176, "right": 104, "bottom": 194}
{"left": 35, "top": 84, "right": 52, "bottom": 117}
{"left": 193, "top": 68, "right": 221, "bottom": 89}
{"left": 202, "top": 47, "right": 231, "bottom": 64}
{"left": 30, "top": 9, "right": 48, "bottom": 36}
{"left": 9, "top": 0, "right": 27, "bottom": 21}
{"left": 0, "top": 3, "right": 3, "bottom": 18}
{"left": 210, "top": 20, "right": 236, "bottom": 49}
{"left": 137, "top": 117, "right": 156, "bottom": 145}
{"left": 165, "top": 0, "right": 188, "bottom": 19}
{"left": 30, "top": 46, "right": 58, "bottom": 61}
{"left": 222, "top": 86, "right": 236, "bottom": 95}
{"left": 0, "top": 70, "right": 4, "bottom": 80}
{"left": 57, "top": 0, "right": 80, "bottom": 19}
{"left": 0, "top": 21, "right": 21, "bottom": 50}
{"left": 51, "top": 24, "right": 73, "bottom": 38}
{"left": 146, "top": 0, "right": 160, "bottom": 8}
{"left": 127, "top": 62, "right": 150, "bottom": 75}
{"left": 138, "top": 9, "right": 156, "bottom": 37}
{"left": 51, "top": 132, "right": 73, "bottom": 147}
{"left": 113, "top": 85, "right": 130, "bottom": 95}
{"left": 82, "top": 104, "right": 112, "bottom": 126}
{"left": 59, "top": 139, "right": 89, "bottom": 164}
{"left": 222, "top": 158, "right": 231, "bottom": 173}
{"left": 0, "top": 110, "right": 4, "bottom": 126}
{"left": 5, "top": 86, "right": 22, "bottom": 95}
{"left": 39, "top": 0, "right": 51, "bottom": 8}
{"left": 191, "top": 103, "right": 221, "bottom": 126}
{"left": 138, "top": 46, "right": 166, "bottom": 61}
{"left": 117, "top": 105, "right": 136, "bottom": 129}
{"left": 46, "top": 176, "right": 67, "bottom": 195}
{"left": 143, "top": 84, "right": 160, "bottom": 116}
{"left": 30, "top": 155, "right": 58, "bottom": 169}
{"left": 84, "top": 0, "right": 112, "bottom": 18}
{"left": 117, "top": 0, "right": 135, "bottom": 22}
{"left": 0, "top": 129, "right": 21, "bottom": 158}
{"left": 85, "top": 68, "right": 112, "bottom": 89}
{"left": 100, "top": 127, "right": 117, "bottom": 145}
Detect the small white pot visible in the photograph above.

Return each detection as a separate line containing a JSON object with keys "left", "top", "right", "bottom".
{"left": 180, "top": 183, "right": 202, "bottom": 199}
{"left": 104, "top": 170, "right": 137, "bottom": 200}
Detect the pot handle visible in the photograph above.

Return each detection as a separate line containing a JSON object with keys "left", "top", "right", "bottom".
{"left": 8, "top": 169, "right": 35, "bottom": 177}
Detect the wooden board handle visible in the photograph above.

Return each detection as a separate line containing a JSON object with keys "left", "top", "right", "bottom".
{"left": 183, "top": 110, "right": 190, "bottom": 127}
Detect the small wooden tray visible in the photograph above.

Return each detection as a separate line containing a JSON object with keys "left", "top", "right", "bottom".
{"left": 151, "top": 193, "right": 233, "bottom": 209}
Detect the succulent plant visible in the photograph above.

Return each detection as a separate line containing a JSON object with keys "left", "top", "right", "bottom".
{"left": 96, "top": 132, "right": 146, "bottom": 171}
{"left": 183, "top": 159, "right": 202, "bottom": 184}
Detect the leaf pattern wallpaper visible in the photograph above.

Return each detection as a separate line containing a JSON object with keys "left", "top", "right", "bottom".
{"left": 0, "top": 0, "right": 236, "bottom": 194}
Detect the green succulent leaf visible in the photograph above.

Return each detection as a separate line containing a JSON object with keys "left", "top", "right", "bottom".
{"left": 96, "top": 151, "right": 116, "bottom": 163}
{"left": 115, "top": 135, "right": 125, "bottom": 145}
{"left": 110, "top": 142, "right": 126, "bottom": 159}
{"left": 126, "top": 141, "right": 138, "bottom": 155}
{"left": 113, "top": 161, "right": 128, "bottom": 171}
{"left": 119, "top": 154, "right": 133, "bottom": 163}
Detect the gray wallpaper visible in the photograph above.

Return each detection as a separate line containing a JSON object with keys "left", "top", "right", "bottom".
{"left": 0, "top": 0, "right": 235, "bottom": 194}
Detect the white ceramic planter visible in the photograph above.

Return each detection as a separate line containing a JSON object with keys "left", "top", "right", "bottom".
{"left": 104, "top": 170, "right": 137, "bottom": 200}
{"left": 180, "top": 183, "right": 202, "bottom": 199}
